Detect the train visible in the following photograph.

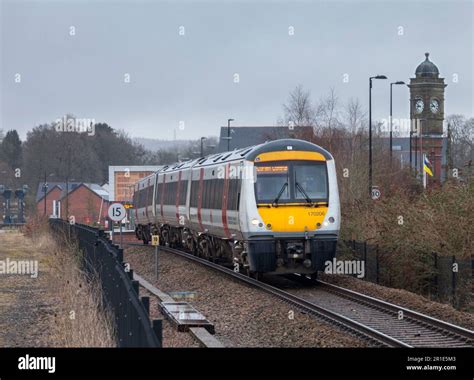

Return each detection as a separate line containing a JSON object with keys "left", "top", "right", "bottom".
{"left": 133, "top": 139, "right": 340, "bottom": 277}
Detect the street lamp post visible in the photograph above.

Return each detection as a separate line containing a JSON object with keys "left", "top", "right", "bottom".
{"left": 390, "top": 81, "right": 406, "bottom": 165}
{"left": 200, "top": 137, "right": 206, "bottom": 157}
{"left": 418, "top": 119, "right": 426, "bottom": 180}
{"left": 43, "top": 172, "right": 48, "bottom": 216}
{"left": 414, "top": 131, "right": 418, "bottom": 172}
{"left": 369, "top": 75, "right": 387, "bottom": 197}
{"left": 43, "top": 172, "right": 55, "bottom": 216}
{"left": 227, "top": 118, "right": 234, "bottom": 151}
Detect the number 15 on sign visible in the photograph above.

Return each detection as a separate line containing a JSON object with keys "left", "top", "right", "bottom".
{"left": 108, "top": 203, "right": 126, "bottom": 248}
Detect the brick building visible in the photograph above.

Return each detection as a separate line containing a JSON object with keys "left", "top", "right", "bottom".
{"left": 36, "top": 182, "right": 109, "bottom": 225}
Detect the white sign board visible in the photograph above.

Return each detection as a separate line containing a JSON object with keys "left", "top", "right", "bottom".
{"left": 108, "top": 202, "right": 126, "bottom": 222}
{"left": 371, "top": 187, "right": 381, "bottom": 200}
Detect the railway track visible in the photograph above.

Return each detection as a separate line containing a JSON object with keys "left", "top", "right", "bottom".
{"left": 284, "top": 274, "right": 474, "bottom": 348}
{"left": 122, "top": 241, "right": 474, "bottom": 348}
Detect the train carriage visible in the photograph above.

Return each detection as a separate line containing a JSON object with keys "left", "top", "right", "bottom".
{"left": 134, "top": 139, "right": 340, "bottom": 276}
{"left": 133, "top": 173, "right": 156, "bottom": 242}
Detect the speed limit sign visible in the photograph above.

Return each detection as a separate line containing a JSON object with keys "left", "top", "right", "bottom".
{"left": 371, "top": 187, "right": 381, "bottom": 200}
{"left": 108, "top": 202, "right": 126, "bottom": 222}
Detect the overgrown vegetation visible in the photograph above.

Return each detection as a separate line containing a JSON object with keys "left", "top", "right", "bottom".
{"left": 24, "top": 218, "right": 117, "bottom": 347}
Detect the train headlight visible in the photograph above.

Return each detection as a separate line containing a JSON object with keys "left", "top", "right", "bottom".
{"left": 251, "top": 218, "right": 260, "bottom": 226}
{"left": 322, "top": 221, "right": 329, "bottom": 227}
{"left": 328, "top": 217, "right": 335, "bottom": 223}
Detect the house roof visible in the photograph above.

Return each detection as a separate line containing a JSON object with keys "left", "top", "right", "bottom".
{"left": 36, "top": 182, "right": 109, "bottom": 203}
{"left": 35, "top": 182, "right": 82, "bottom": 202}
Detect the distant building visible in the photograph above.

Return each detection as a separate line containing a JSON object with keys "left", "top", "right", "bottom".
{"left": 217, "top": 126, "right": 314, "bottom": 152}
{"left": 108, "top": 166, "right": 161, "bottom": 202}
{"left": 36, "top": 182, "right": 82, "bottom": 218}
{"left": 36, "top": 182, "right": 109, "bottom": 225}
{"left": 59, "top": 183, "right": 109, "bottom": 225}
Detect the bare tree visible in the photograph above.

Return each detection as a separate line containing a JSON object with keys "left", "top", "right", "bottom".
{"left": 281, "top": 85, "right": 316, "bottom": 127}
{"left": 446, "top": 115, "right": 474, "bottom": 178}
{"left": 344, "top": 98, "right": 366, "bottom": 135}
{"left": 315, "top": 87, "right": 341, "bottom": 131}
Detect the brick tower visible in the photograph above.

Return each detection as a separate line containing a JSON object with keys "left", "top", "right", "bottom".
{"left": 408, "top": 52, "right": 447, "bottom": 186}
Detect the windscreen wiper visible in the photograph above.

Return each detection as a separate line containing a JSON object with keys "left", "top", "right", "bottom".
{"left": 272, "top": 182, "right": 288, "bottom": 207}
{"left": 295, "top": 182, "right": 313, "bottom": 205}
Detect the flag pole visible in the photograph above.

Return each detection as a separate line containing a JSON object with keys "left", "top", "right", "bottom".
{"left": 423, "top": 153, "right": 427, "bottom": 189}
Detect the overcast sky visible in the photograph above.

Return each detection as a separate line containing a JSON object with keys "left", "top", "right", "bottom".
{"left": 1, "top": 0, "right": 473, "bottom": 140}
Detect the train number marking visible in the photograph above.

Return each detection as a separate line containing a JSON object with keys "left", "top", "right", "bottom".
{"left": 308, "top": 211, "right": 324, "bottom": 217}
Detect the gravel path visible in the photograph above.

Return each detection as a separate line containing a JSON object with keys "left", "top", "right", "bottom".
{"left": 124, "top": 246, "right": 368, "bottom": 347}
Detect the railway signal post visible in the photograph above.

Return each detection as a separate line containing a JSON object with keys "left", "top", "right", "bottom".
{"left": 152, "top": 235, "right": 160, "bottom": 280}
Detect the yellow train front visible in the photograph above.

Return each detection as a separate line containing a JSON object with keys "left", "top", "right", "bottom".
{"left": 239, "top": 139, "right": 340, "bottom": 275}
{"left": 133, "top": 139, "right": 340, "bottom": 277}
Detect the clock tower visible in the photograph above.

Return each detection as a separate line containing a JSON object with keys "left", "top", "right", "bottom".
{"left": 408, "top": 53, "right": 447, "bottom": 185}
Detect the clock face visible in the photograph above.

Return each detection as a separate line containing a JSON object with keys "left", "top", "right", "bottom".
{"left": 430, "top": 99, "right": 439, "bottom": 114}
{"left": 415, "top": 99, "right": 424, "bottom": 114}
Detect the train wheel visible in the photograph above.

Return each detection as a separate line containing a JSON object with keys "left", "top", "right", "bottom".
{"left": 247, "top": 270, "right": 262, "bottom": 281}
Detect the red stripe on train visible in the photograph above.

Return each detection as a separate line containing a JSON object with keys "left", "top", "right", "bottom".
{"left": 175, "top": 171, "right": 182, "bottom": 224}
{"left": 221, "top": 163, "right": 232, "bottom": 239}
{"left": 197, "top": 168, "right": 204, "bottom": 231}
{"left": 160, "top": 174, "right": 166, "bottom": 220}
{"left": 145, "top": 178, "right": 150, "bottom": 221}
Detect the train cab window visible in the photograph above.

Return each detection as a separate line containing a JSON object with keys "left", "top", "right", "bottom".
{"left": 294, "top": 164, "right": 328, "bottom": 201}
{"left": 255, "top": 161, "right": 328, "bottom": 204}
{"left": 255, "top": 164, "right": 290, "bottom": 203}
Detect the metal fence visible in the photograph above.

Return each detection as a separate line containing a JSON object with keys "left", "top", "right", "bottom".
{"left": 49, "top": 219, "right": 162, "bottom": 347}
{"left": 339, "top": 240, "right": 472, "bottom": 310}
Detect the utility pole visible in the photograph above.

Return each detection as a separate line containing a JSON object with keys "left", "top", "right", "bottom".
{"left": 200, "top": 137, "right": 206, "bottom": 157}
{"left": 43, "top": 172, "right": 48, "bottom": 216}
{"left": 368, "top": 75, "right": 387, "bottom": 196}
{"left": 227, "top": 118, "right": 234, "bottom": 151}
